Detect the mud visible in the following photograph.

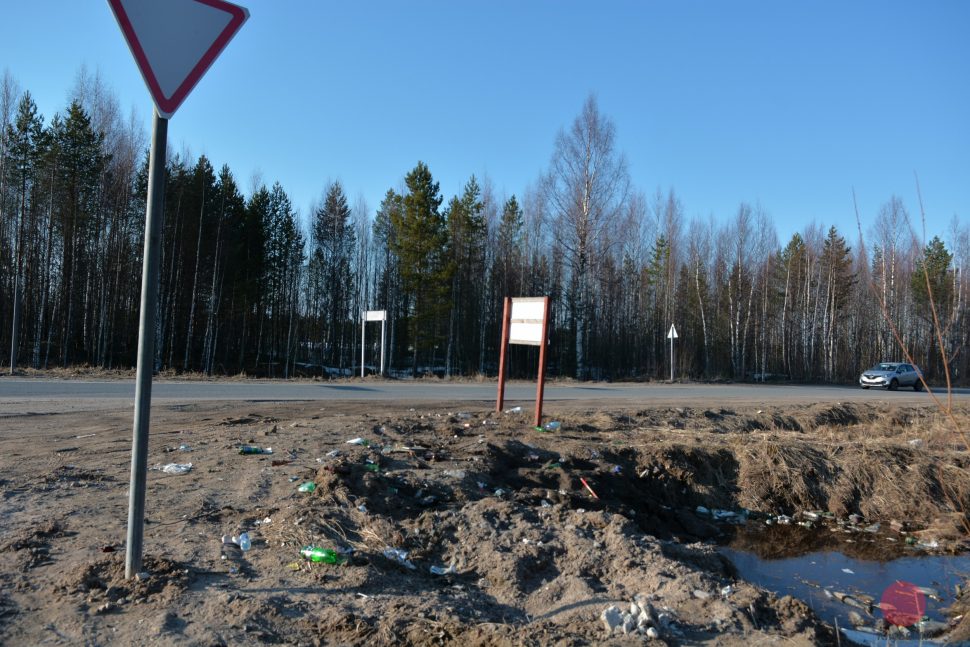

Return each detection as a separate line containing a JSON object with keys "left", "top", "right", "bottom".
{"left": 0, "top": 397, "right": 967, "bottom": 645}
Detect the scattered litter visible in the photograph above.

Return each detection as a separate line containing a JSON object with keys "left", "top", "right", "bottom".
{"left": 75, "top": 433, "right": 97, "bottom": 439}
{"left": 346, "top": 438, "right": 369, "bottom": 446}
{"left": 696, "top": 506, "right": 747, "bottom": 524}
{"left": 841, "top": 568, "right": 855, "bottom": 575}
{"left": 918, "top": 539, "right": 940, "bottom": 550}
{"left": 430, "top": 562, "right": 458, "bottom": 576}
{"left": 383, "top": 547, "right": 416, "bottom": 570}
{"left": 161, "top": 463, "right": 193, "bottom": 475}
{"left": 364, "top": 464, "right": 380, "bottom": 473}
{"left": 542, "top": 421, "right": 561, "bottom": 432}
{"left": 442, "top": 469, "right": 466, "bottom": 479}
{"left": 494, "top": 488, "right": 506, "bottom": 497}
{"left": 504, "top": 406, "right": 522, "bottom": 414}
{"left": 255, "top": 517, "right": 272, "bottom": 525}
{"left": 222, "top": 532, "right": 251, "bottom": 551}
{"left": 357, "top": 504, "right": 368, "bottom": 513}
{"left": 611, "top": 465, "right": 622, "bottom": 474}
{"left": 720, "top": 585, "right": 734, "bottom": 598}
{"left": 297, "top": 481, "right": 316, "bottom": 493}
{"left": 178, "top": 443, "right": 191, "bottom": 451}
{"left": 285, "top": 561, "right": 302, "bottom": 571}
{"left": 541, "top": 500, "right": 552, "bottom": 508}
{"left": 326, "top": 450, "right": 341, "bottom": 458}
{"left": 908, "top": 438, "right": 924, "bottom": 448}
{"left": 914, "top": 586, "right": 941, "bottom": 601}
{"left": 456, "top": 412, "right": 472, "bottom": 420}
{"left": 239, "top": 446, "right": 272, "bottom": 455}
{"left": 602, "top": 605, "right": 623, "bottom": 633}
{"left": 580, "top": 477, "right": 599, "bottom": 500}
{"left": 692, "top": 589, "right": 710, "bottom": 600}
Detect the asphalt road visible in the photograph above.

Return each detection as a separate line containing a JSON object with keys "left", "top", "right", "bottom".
{"left": 1, "top": 378, "right": 966, "bottom": 413}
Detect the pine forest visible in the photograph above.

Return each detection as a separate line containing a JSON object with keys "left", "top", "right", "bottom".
{"left": 1, "top": 73, "right": 967, "bottom": 384}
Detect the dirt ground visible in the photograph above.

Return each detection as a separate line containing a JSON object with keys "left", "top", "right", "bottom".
{"left": 1, "top": 391, "right": 968, "bottom": 646}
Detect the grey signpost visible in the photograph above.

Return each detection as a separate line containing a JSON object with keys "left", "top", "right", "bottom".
{"left": 107, "top": 0, "right": 248, "bottom": 579}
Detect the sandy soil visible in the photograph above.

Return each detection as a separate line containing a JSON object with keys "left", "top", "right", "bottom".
{"left": 1, "top": 396, "right": 967, "bottom": 646}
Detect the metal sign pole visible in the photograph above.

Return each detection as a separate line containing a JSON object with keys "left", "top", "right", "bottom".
{"left": 670, "top": 335, "right": 674, "bottom": 382}
{"left": 125, "top": 110, "right": 168, "bottom": 579}
{"left": 380, "top": 318, "right": 386, "bottom": 376}
{"left": 534, "top": 296, "right": 550, "bottom": 428}
{"left": 361, "top": 314, "right": 366, "bottom": 378}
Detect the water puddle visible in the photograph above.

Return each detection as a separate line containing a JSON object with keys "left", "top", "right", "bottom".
{"left": 720, "top": 524, "right": 970, "bottom": 644}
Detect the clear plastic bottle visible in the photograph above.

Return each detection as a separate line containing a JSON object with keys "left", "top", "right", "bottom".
{"left": 236, "top": 532, "right": 251, "bottom": 551}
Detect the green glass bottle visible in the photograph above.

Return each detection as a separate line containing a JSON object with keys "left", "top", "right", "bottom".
{"left": 300, "top": 546, "right": 343, "bottom": 564}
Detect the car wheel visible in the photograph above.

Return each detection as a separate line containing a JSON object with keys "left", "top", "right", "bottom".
{"left": 889, "top": 379, "right": 899, "bottom": 391}
{"left": 861, "top": 386, "right": 869, "bottom": 390}
{"left": 914, "top": 381, "right": 923, "bottom": 391}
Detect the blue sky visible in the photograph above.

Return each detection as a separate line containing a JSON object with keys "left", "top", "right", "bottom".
{"left": 2, "top": 1, "right": 966, "bottom": 245}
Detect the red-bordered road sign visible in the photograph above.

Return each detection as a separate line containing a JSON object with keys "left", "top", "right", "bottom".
{"left": 108, "top": 0, "right": 249, "bottom": 118}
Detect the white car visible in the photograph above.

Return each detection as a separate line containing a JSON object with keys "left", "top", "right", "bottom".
{"left": 859, "top": 362, "right": 923, "bottom": 391}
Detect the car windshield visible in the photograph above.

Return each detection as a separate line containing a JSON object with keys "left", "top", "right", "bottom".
{"left": 872, "top": 363, "right": 898, "bottom": 371}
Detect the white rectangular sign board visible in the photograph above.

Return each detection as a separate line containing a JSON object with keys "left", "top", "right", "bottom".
{"left": 509, "top": 297, "right": 546, "bottom": 346}
{"left": 365, "top": 310, "right": 387, "bottom": 322}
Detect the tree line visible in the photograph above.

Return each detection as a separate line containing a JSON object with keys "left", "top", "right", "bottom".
{"left": 2, "top": 73, "right": 967, "bottom": 384}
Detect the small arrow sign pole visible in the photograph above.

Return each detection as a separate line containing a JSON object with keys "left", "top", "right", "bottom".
{"left": 667, "top": 324, "right": 678, "bottom": 382}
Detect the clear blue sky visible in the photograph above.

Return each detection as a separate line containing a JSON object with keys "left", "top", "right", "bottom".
{"left": 2, "top": 1, "right": 967, "bottom": 245}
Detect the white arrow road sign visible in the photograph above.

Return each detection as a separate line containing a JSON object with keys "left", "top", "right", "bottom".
{"left": 667, "top": 324, "right": 679, "bottom": 339}
{"left": 108, "top": 0, "right": 249, "bottom": 118}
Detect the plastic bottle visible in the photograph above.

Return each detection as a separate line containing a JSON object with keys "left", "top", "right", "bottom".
{"left": 543, "top": 421, "right": 561, "bottom": 431}
{"left": 233, "top": 532, "right": 251, "bottom": 551}
{"left": 239, "top": 446, "right": 272, "bottom": 455}
{"left": 300, "top": 546, "right": 343, "bottom": 564}
{"left": 297, "top": 481, "right": 316, "bottom": 493}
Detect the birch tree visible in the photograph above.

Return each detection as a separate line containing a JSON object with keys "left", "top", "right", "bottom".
{"left": 544, "top": 95, "right": 628, "bottom": 379}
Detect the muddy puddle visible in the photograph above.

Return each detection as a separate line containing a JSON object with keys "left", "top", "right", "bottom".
{"left": 720, "top": 523, "right": 970, "bottom": 642}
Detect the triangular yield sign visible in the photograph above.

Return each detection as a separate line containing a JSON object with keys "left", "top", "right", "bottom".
{"left": 108, "top": 0, "right": 249, "bottom": 118}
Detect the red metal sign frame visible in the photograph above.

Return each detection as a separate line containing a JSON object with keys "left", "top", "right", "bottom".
{"left": 496, "top": 296, "right": 550, "bottom": 428}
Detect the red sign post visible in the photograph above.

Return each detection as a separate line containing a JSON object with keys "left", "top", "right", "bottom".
{"left": 496, "top": 297, "right": 550, "bottom": 428}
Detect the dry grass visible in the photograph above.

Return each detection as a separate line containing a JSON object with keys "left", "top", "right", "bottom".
{"left": 735, "top": 427, "right": 970, "bottom": 526}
